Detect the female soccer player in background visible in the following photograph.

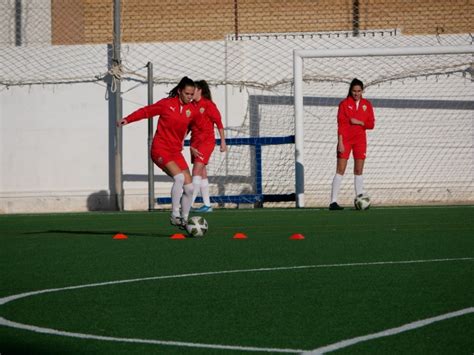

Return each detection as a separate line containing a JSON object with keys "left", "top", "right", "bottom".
{"left": 118, "top": 76, "right": 197, "bottom": 228}
{"left": 189, "top": 80, "right": 226, "bottom": 212}
{"left": 329, "top": 78, "right": 375, "bottom": 210}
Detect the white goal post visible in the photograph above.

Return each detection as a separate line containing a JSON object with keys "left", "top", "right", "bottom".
{"left": 293, "top": 45, "right": 474, "bottom": 208}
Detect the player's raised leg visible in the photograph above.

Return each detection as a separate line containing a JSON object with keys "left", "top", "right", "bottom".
{"left": 163, "top": 160, "right": 193, "bottom": 229}
{"left": 181, "top": 174, "right": 194, "bottom": 222}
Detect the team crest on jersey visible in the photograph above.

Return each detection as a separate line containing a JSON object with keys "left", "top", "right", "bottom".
{"left": 186, "top": 109, "right": 191, "bottom": 117}
{"left": 199, "top": 107, "right": 205, "bottom": 114}
{"left": 362, "top": 104, "right": 367, "bottom": 111}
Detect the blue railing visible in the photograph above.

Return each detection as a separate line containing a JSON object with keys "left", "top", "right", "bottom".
{"left": 156, "top": 135, "right": 295, "bottom": 206}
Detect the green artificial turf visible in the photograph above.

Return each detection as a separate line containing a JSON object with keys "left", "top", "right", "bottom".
{"left": 1, "top": 206, "right": 473, "bottom": 354}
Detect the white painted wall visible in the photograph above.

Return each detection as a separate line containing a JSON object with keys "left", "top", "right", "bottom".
{"left": 0, "top": 83, "right": 109, "bottom": 213}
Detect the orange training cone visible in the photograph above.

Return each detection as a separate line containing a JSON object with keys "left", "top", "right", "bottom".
{"left": 113, "top": 233, "right": 128, "bottom": 240}
{"left": 289, "top": 233, "right": 305, "bottom": 240}
{"left": 233, "top": 232, "right": 248, "bottom": 239}
{"left": 170, "top": 233, "right": 186, "bottom": 239}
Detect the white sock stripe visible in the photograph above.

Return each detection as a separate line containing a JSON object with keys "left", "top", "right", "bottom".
{"left": 330, "top": 174, "right": 344, "bottom": 203}
{"left": 191, "top": 176, "right": 202, "bottom": 206}
{"left": 201, "top": 178, "right": 210, "bottom": 205}
{"left": 173, "top": 173, "right": 185, "bottom": 183}
{"left": 181, "top": 183, "right": 194, "bottom": 219}
{"left": 354, "top": 174, "right": 364, "bottom": 196}
{"left": 171, "top": 174, "right": 185, "bottom": 216}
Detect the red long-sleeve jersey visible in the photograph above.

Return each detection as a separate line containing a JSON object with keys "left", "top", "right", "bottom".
{"left": 337, "top": 96, "right": 375, "bottom": 141}
{"left": 124, "top": 96, "right": 197, "bottom": 153}
{"left": 189, "top": 98, "right": 224, "bottom": 146}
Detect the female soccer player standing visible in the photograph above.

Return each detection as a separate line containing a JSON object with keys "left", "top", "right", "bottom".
{"left": 189, "top": 80, "right": 226, "bottom": 212}
{"left": 329, "top": 78, "right": 375, "bottom": 210}
{"left": 118, "top": 76, "right": 197, "bottom": 228}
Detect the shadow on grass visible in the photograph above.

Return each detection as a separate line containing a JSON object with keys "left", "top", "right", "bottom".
{"left": 22, "top": 230, "right": 172, "bottom": 238}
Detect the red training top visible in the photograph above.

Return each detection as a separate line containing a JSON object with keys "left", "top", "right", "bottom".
{"left": 124, "top": 96, "right": 197, "bottom": 153}
{"left": 189, "top": 98, "right": 224, "bottom": 146}
{"left": 337, "top": 96, "right": 375, "bottom": 141}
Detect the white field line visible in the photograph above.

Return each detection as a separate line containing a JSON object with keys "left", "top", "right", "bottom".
{"left": 2, "top": 257, "right": 473, "bottom": 306}
{"left": 1, "top": 257, "right": 473, "bottom": 352}
{"left": 303, "top": 307, "right": 474, "bottom": 355}
{"left": 0, "top": 317, "right": 303, "bottom": 353}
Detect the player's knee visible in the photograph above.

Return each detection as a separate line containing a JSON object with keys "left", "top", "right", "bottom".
{"left": 183, "top": 183, "right": 194, "bottom": 196}
{"left": 336, "top": 166, "right": 347, "bottom": 175}
{"left": 173, "top": 173, "right": 185, "bottom": 184}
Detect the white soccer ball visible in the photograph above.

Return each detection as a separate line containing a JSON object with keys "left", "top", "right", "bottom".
{"left": 354, "top": 194, "right": 371, "bottom": 210}
{"left": 185, "top": 216, "right": 208, "bottom": 237}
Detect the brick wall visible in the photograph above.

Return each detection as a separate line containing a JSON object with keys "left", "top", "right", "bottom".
{"left": 83, "top": 0, "right": 113, "bottom": 43}
{"left": 52, "top": 0, "right": 474, "bottom": 45}
{"left": 121, "top": 0, "right": 235, "bottom": 42}
{"left": 235, "top": 0, "right": 353, "bottom": 34}
{"left": 52, "top": 0, "right": 85, "bottom": 44}
{"left": 360, "top": 0, "right": 474, "bottom": 35}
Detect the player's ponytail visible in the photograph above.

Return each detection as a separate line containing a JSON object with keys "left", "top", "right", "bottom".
{"left": 347, "top": 78, "right": 364, "bottom": 97}
{"left": 168, "top": 76, "right": 195, "bottom": 98}
{"left": 195, "top": 80, "right": 212, "bottom": 101}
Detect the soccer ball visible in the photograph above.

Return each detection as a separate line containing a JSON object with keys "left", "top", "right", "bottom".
{"left": 354, "top": 194, "right": 371, "bottom": 210}
{"left": 185, "top": 216, "right": 208, "bottom": 237}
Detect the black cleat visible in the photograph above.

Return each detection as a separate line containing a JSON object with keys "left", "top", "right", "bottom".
{"left": 169, "top": 215, "right": 187, "bottom": 230}
{"left": 329, "top": 202, "right": 344, "bottom": 210}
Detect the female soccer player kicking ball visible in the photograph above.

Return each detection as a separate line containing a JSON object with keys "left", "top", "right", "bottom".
{"left": 189, "top": 80, "right": 226, "bottom": 212}
{"left": 330, "top": 78, "right": 375, "bottom": 210}
{"left": 118, "top": 77, "right": 198, "bottom": 228}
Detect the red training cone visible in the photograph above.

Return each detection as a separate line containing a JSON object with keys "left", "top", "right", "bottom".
{"left": 113, "top": 233, "right": 128, "bottom": 240}
{"left": 170, "top": 233, "right": 186, "bottom": 239}
{"left": 233, "top": 232, "right": 248, "bottom": 239}
{"left": 289, "top": 233, "right": 305, "bottom": 240}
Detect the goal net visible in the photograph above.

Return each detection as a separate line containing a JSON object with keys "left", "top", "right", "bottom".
{"left": 292, "top": 45, "right": 474, "bottom": 207}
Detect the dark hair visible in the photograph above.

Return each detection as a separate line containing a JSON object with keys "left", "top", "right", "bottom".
{"left": 347, "top": 78, "right": 364, "bottom": 97}
{"left": 168, "top": 76, "right": 195, "bottom": 98}
{"left": 195, "top": 80, "right": 212, "bottom": 101}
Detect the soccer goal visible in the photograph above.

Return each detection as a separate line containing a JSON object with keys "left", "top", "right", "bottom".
{"left": 293, "top": 45, "right": 474, "bottom": 207}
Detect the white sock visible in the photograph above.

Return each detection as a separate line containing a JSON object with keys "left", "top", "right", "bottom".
{"left": 181, "top": 183, "right": 194, "bottom": 220}
{"left": 330, "top": 174, "right": 343, "bottom": 203}
{"left": 171, "top": 173, "right": 185, "bottom": 217}
{"left": 201, "top": 178, "right": 210, "bottom": 206}
{"left": 355, "top": 174, "right": 364, "bottom": 196}
{"left": 191, "top": 175, "right": 202, "bottom": 206}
